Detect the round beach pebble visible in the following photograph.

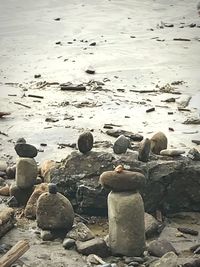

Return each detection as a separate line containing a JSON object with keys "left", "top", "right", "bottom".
{"left": 36, "top": 191, "right": 74, "bottom": 230}
{"left": 99, "top": 169, "right": 145, "bottom": 192}
{"left": 138, "top": 138, "right": 151, "bottom": 162}
{"left": 113, "top": 135, "right": 130, "bottom": 154}
{"left": 78, "top": 131, "right": 94, "bottom": 154}
{"left": 14, "top": 143, "right": 38, "bottom": 158}
{"left": 150, "top": 132, "right": 168, "bottom": 155}
{"left": 160, "top": 149, "right": 185, "bottom": 156}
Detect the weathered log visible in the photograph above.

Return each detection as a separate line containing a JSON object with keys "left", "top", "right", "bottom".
{"left": 0, "top": 207, "right": 16, "bottom": 238}
{"left": 0, "top": 240, "right": 30, "bottom": 267}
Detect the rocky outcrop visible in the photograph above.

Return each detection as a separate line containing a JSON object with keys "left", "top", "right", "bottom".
{"left": 50, "top": 150, "right": 200, "bottom": 214}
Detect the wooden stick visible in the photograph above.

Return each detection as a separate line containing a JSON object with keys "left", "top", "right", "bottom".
{"left": 0, "top": 240, "right": 30, "bottom": 267}
{"left": 14, "top": 102, "right": 31, "bottom": 109}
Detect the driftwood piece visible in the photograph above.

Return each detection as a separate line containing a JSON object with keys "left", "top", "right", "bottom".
{"left": 0, "top": 207, "right": 16, "bottom": 238}
{"left": 0, "top": 240, "right": 30, "bottom": 267}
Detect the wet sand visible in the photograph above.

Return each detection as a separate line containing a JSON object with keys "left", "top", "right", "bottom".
{"left": 0, "top": 0, "right": 200, "bottom": 163}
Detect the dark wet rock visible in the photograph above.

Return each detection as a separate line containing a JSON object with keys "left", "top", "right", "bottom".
{"left": 138, "top": 138, "right": 151, "bottom": 162}
{"left": 150, "top": 132, "right": 168, "bottom": 155}
{"left": 66, "top": 222, "right": 95, "bottom": 241}
{"left": 63, "top": 238, "right": 76, "bottom": 249}
{"left": 6, "top": 166, "right": 16, "bottom": 179}
{"left": 0, "top": 177, "right": 6, "bottom": 186}
{"left": 78, "top": 131, "right": 94, "bottom": 154}
{"left": 113, "top": 135, "right": 130, "bottom": 154}
{"left": 177, "top": 227, "right": 198, "bottom": 236}
{"left": 40, "top": 230, "right": 54, "bottom": 241}
{"left": 85, "top": 67, "right": 95, "bottom": 74}
{"left": 187, "top": 148, "right": 200, "bottom": 161}
{"left": 16, "top": 158, "right": 38, "bottom": 188}
{"left": 160, "top": 149, "right": 185, "bottom": 156}
{"left": 76, "top": 238, "right": 110, "bottom": 257}
{"left": 147, "top": 239, "right": 177, "bottom": 257}
{"left": 15, "top": 143, "right": 38, "bottom": 158}
{"left": 10, "top": 182, "right": 34, "bottom": 205}
{"left": 7, "top": 196, "right": 18, "bottom": 207}
{"left": 36, "top": 191, "right": 74, "bottom": 230}
{"left": 48, "top": 183, "right": 57, "bottom": 194}
{"left": 49, "top": 150, "right": 200, "bottom": 214}
{"left": 89, "top": 42, "right": 96, "bottom": 46}
{"left": 149, "top": 252, "right": 177, "bottom": 267}
{"left": 0, "top": 171, "right": 6, "bottom": 178}
{"left": 106, "top": 129, "right": 143, "bottom": 141}
{"left": 34, "top": 74, "right": 41, "bottom": 78}
{"left": 99, "top": 169, "right": 145, "bottom": 192}
{"left": 16, "top": 137, "right": 26, "bottom": 144}
{"left": 145, "top": 213, "right": 161, "bottom": 238}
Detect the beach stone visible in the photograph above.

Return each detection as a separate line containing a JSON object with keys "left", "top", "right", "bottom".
{"left": 147, "top": 239, "right": 177, "bottom": 257}
{"left": 160, "top": 149, "right": 185, "bottom": 156}
{"left": 0, "top": 171, "right": 6, "bottom": 178}
{"left": 150, "top": 132, "right": 167, "bottom": 155}
{"left": 24, "top": 183, "right": 48, "bottom": 219}
{"left": 16, "top": 137, "right": 26, "bottom": 144}
{"left": 0, "top": 184, "right": 10, "bottom": 196}
{"left": 48, "top": 183, "right": 57, "bottom": 194}
{"left": 36, "top": 191, "right": 74, "bottom": 230}
{"left": 10, "top": 182, "right": 34, "bottom": 205}
{"left": 78, "top": 131, "right": 94, "bottom": 154}
{"left": 39, "top": 160, "right": 56, "bottom": 183}
{"left": 40, "top": 230, "right": 54, "bottom": 241}
{"left": 108, "top": 191, "right": 145, "bottom": 256}
{"left": 16, "top": 158, "right": 38, "bottom": 188}
{"left": 138, "top": 138, "right": 151, "bottom": 162}
{"left": 0, "top": 161, "right": 7, "bottom": 172}
{"left": 76, "top": 238, "right": 109, "bottom": 257}
{"left": 66, "top": 222, "right": 95, "bottom": 241}
{"left": 14, "top": 143, "right": 38, "bottom": 158}
{"left": 187, "top": 148, "right": 200, "bottom": 161}
{"left": 145, "top": 213, "right": 160, "bottom": 238}
{"left": 149, "top": 252, "right": 177, "bottom": 267}
{"left": 63, "top": 238, "right": 76, "bottom": 249}
{"left": 113, "top": 135, "right": 130, "bottom": 154}
{"left": 0, "top": 177, "right": 6, "bottom": 186}
{"left": 6, "top": 166, "right": 16, "bottom": 179}
{"left": 99, "top": 169, "right": 145, "bottom": 192}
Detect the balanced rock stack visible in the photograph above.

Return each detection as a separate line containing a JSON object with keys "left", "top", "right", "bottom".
{"left": 36, "top": 183, "right": 74, "bottom": 231}
{"left": 99, "top": 165, "right": 146, "bottom": 256}
{"left": 10, "top": 138, "right": 38, "bottom": 205}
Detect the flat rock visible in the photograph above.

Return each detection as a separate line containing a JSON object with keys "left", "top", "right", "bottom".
{"left": 160, "top": 149, "right": 185, "bottom": 156}
{"left": 147, "top": 239, "right": 177, "bottom": 257}
{"left": 66, "top": 222, "right": 95, "bottom": 241}
{"left": 14, "top": 143, "right": 38, "bottom": 158}
{"left": 106, "top": 129, "right": 143, "bottom": 141}
{"left": 76, "top": 238, "right": 109, "bottom": 257}
{"left": 99, "top": 169, "right": 145, "bottom": 192}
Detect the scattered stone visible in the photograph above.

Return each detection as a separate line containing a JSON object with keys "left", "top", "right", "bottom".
{"left": 15, "top": 143, "right": 38, "bottom": 158}
{"left": 108, "top": 191, "right": 145, "bottom": 256}
{"left": 63, "top": 238, "right": 76, "bottom": 249}
{"left": 177, "top": 227, "right": 198, "bottom": 236}
{"left": 183, "top": 118, "right": 200, "bottom": 125}
{"left": 187, "top": 148, "right": 200, "bottom": 161}
{"left": 145, "top": 213, "right": 160, "bottom": 238}
{"left": 146, "top": 107, "right": 155, "bottom": 113}
{"left": 24, "top": 183, "right": 48, "bottom": 219}
{"left": 16, "top": 158, "right": 38, "bottom": 188}
{"left": 192, "top": 140, "right": 200, "bottom": 145}
{"left": 89, "top": 42, "right": 96, "bottom": 46}
{"left": 6, "top": 166, "right": 16, "bottom": 179}
{"left": 0, "top": 207, "right": 16, "bottom": 238}
{"left": 10, "top": 182, "right": 34, "bottom": 205}
{"left": 150, "top": 132, "right": 168, "bottom": 155}
{"left": 7, "top": 196, "right": 18, "bottom": 207}
{"left": 66, "top": 222, "right": 95, "bottom": 241}
{"left": 77, "top": 131, "right": 94, "bottom": 154}
{"left": 160, "top": 149, "right": 185, "bottom": 156}
{"left": 162, "top": 97, "right": 176, "bottom": 103}
{"left": 147, "top": 239, "right": 177, "bottom": 257}
{"left": 36, "top": 191, "right": 74, "bottom": 230}
{"left": 99, "top": 168, "right": 145, "bottom": 192}
{"left": 76, "top": 238, "right": 109, "bottom": 257}
{"left": 106, "top": 129, "right": 143, "bottom": 141}
{"left": 34, "top": 74, "right": 41, "bottom": 78}
{"left": 0, "top": 184, "right": 10, "bottom": 196}
{"left": 173, "top": 38, "right": 191, "bottom": 41}
{"left": 45, "top": 117, "right": 59, "bottom": 123}
{"left": 85, "top": 67, "right": 95, "bottom": 74}
{"left": 40, "top": 230, "right": 54, "bottom": 241}
{"left": 113, "top": 135, "right": 130, "bottom": 154}
{"left": 149, "top": 252, "right": 177, "bottom": 267}
{"left": 138, "top": 138, "right": 151, "bottom": 162}
{"left": 0, "top": 112, "right": 11, "bottom": 118}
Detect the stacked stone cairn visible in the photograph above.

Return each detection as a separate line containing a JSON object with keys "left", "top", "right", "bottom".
{"left": 36, "top": 183, "right": 74, "bottom": 238}
{"left": 10, "top": 138, "right": 38, "bottom": 205}
{"left": 99, "top": 165, "right": 146, "bottom": 256}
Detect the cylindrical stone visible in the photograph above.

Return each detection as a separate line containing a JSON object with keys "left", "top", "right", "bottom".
{"left": 16, "top": 158, "right": 38, "bottom": 188}
{"left": 108, "top": 191, "right": 145, "bottom": 256}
